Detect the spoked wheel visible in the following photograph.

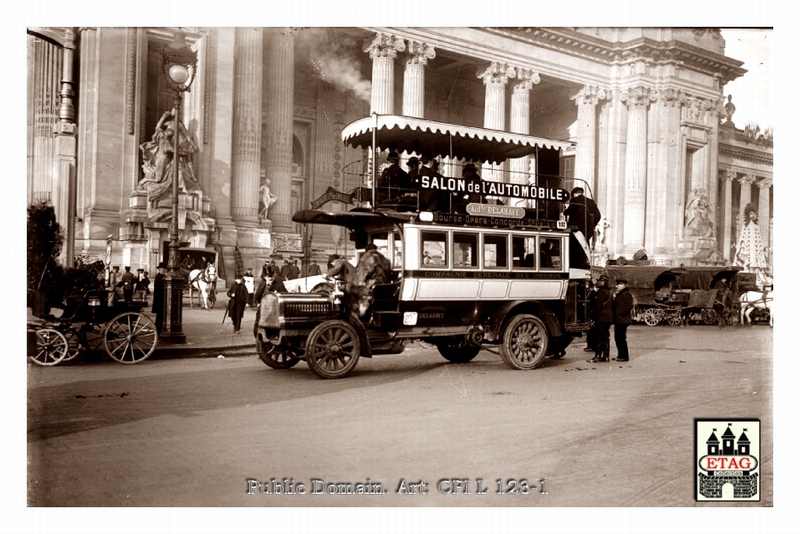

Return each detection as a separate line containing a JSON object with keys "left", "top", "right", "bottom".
{"left": 500, "top": 314, "right": 549, "bottom": 370}
{"left": 701, "top": 309, "right": 718, "bottom": 325}
{"left": 643, "top": 308, "right": 662, "bottom": 327}
{"left": 31, "top": 328, "right": 69, "bottom": 366}
{"left": 435, "top": 336, "right": 481, "bottom": 363}
{"left": 305, "top": 320, "right": 360, "bottom": 379}
{"left": 257, "top": 338, "right": 300, "bottom": 369}
{"left": 666, "top": 312, "right": 684, "bottom": 326}
{"left": 62, "top": 328, "right": 84, "bottom": 362}
{"left": 103, "top": 312, "right": 158, "bottom": 364}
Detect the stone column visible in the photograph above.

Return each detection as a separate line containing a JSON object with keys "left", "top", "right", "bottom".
{"left": 620, "top": 86, "right": 656, "bottom": 252}
{"left": 509, "top": 69, "right": 539, "bottom": 183}
{"left": 30, "top": 35, "right": 61, "bottom": 204}
{"left": 478, "top": 62, "right": 516, "bottom": 181}
{"left": 364, "top": 33, "right": 405, "bottom": 115}
{"left": 231, "top": 28, "right": 263, "bottom": 228}
{"left": 572, "top": 85, "right": 607, "bottom": 195}
{"left": 722, "top": 170, "right": 735, "bottom": 262}
{"left": 402, "top": 41, "right": 435, "bottom": 119}
{"left": 263, "top": 28, "right": 295, "bottom": 233}
{"left": 758, "top": 178, "right": 772, "bottom": 248}
{"left": 54, "top": 29, "right": 78, "bottom": 268}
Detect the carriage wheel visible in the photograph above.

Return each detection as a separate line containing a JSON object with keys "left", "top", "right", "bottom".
{"left": 31, "top": 328, "right": 69, "bottom": 366}
{"left": 103, "top": 312, "right": 158, "bottom": 364}
{"left": 62, "top": 328, "right": 83, "bottom": 361}
{"left": 257, "top": 338, "right": 300, "bottom": 369}
{"left": 666, "top": 312, "right": 684, "bottom": 326}
{"left": 701, "top": 309, "right": 718, "bottom": 325}
{"left": 305, "top": 320, "right": 360, "bottom": 379}
{"left": 499, "top": 314, "right": 549, "bottom": 370}
{"left": 643, "top": 308, "right": 661, "bottom": 327}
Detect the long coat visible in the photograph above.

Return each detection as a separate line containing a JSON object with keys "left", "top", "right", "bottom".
{"left": 564, "top": 194, "right": 602, "bottom": 242}
{"left": 593, "top": 286, "right": 614, "bottom": 323}
{"left": 612, "top": 287, "right": 634, "bottom": 324}
{"left": 226, "top": 281, "right": 248, "bottom": 324}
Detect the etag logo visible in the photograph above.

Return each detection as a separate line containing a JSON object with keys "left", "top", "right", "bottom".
{"left": 695, "top": 420, "right": 760, "bottom": 501}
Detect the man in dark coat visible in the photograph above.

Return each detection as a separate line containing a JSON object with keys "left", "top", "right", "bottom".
{"left": 226, "top": 274, "right": 249, "bottom": 334}
{"left": 611, "top": 277, "right": 634, "bottom": 361}
{"left": 564, "top": 187, "right": 602, "bottom": 247}
{"left": 119, "top": 266, "right": 136, "bottom": 304}
{"left": 587, "top": 275, "right": 613, "bottom": 363}
{"left": 377, "top": 152, "right": 410, "bottom": 205}
{"left": 151, "top": 263, "right": 166, "bottom": 334}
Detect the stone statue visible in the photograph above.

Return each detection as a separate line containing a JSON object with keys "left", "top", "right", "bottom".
{"left": 685, "top": 188, "right": 714, "bottom": 237}
{"left": 724, "top": 94, "right": 736, "bottom": 124}
{"left": 139, "top": 109, "right": 200, "bottom": 202}
{"left": 734, "top": 203, "right": 768, "bottom": 271}
{"left": 259, "top": 179, "right": 277, "bottom": 219}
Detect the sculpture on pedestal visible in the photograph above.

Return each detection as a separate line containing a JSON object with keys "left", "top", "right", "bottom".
{"left": 684, "top": 188, "right": 714, "bottom": 238}
{"left": 139, "top": 109, "right": 200, "bottom": 203}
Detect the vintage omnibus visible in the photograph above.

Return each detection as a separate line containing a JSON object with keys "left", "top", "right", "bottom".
{"left": 256, "top": 114, "right": 593, "bottom": 378}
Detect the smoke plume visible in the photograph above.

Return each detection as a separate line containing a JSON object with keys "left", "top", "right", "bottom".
{"left": 295, "top": 28, "right": 372, "bottom": 103}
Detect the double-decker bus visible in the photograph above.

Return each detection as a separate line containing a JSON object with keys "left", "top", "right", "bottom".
{"left": 256, "top": 114, "right": 592, "bottom": 378}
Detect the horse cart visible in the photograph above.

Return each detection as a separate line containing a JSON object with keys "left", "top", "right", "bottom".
{"left": 178, "top": 247, "right": 218, "bottom": 309}
{"left": 28, "top": 289, "right": 158, "bottom": 366}
{"left": 602, "top": 265, "right": 743, "bottom": 326}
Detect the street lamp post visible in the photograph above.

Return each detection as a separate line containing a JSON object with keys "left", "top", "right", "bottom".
{"left": 159, "top": 32, "right": 197, "bottom": 344}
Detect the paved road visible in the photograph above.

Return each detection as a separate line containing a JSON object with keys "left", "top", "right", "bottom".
{"left": 27, "top": 324, "right": 772, "bottom": 507}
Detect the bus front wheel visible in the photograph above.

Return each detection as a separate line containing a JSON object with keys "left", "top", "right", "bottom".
{"left": 500, "top": 314, "right": 549, "bottom": 370}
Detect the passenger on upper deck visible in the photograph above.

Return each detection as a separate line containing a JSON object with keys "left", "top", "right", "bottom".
{"left": 377, "top": 152, "right": 410, "bottom": 206}
{"left": 417, "top": 155, "right": 445, "bottom": 212}
{"left": 453, "top": 163, "right": 484, "bottom": 213}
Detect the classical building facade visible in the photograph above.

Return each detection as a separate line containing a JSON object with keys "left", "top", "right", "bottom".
{"left": 27, "top": 27, "right": 773, "bottom": 282}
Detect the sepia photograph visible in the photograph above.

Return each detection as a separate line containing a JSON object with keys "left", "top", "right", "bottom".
{"left": 6, "top": 1, "right": 797, "bottom": 532}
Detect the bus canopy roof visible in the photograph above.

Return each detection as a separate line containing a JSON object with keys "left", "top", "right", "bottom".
{"left": 341, "top": 114, "right": 574, "bottom": 165}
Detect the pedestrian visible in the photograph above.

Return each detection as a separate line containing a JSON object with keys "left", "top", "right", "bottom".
{"left": 252, "top": 265, "right": 287, "bottom": 337}
{"left": 308, "top": 259, "right": 322, "bottom": 276}
{"left": 152, "top": 263, "right": 166, "bottom": 334}
{"left": 280, "top": 259, "right": 293, "bottom": 280}
{"left": 119, "top": 266, "right": 135, "bottom": 305}
{"left": 243, "top": 267, "right": 255, "bottom": 307}
{"left": 226, "top": 273, "right": 249, "bottom": 334}
{"left": 564, "top": 187, "right": 602, "bottom": 248}
{"left": 288, "top": 259, "right": 301, "bottom": 280}
{"left": 108, "top": 266, "right": 120, "bottom": 306}
{"left": 587, "top": 275, "right": 613, "bottom": 363}
{"left": 611, "top": 277, "right": 634, "bottom": 362}
{"left": 135, "top": 268, "right": 149, "bottom": 301}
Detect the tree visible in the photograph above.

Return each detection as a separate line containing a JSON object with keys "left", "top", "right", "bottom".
{"left": 27, "top": 202, "right": 64, "bottom": 309}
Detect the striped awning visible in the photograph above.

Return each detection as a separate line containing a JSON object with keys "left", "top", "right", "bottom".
{"left": 341, "top": 114, "right": 574, "bottom": 165}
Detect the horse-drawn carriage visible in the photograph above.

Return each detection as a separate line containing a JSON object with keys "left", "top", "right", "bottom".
{"left": 177, "top": 247, "right": 218, "bottom": 309}
{"left": 601, "top": 265, "right": 744, "bottom": 326}
{"left": 28, "top": 289, "right": 158, "bottom": 366}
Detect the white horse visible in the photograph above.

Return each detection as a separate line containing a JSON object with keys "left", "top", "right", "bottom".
{"left": 189, "top": 264, "right": 217, "bottom": 310}
{"left": 740, "top": 288, "right": 772, "bottom": 326}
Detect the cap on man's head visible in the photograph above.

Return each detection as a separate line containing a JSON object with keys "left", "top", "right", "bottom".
{"left": 157, "top": 263, "right": 166, "bottom": 269}
{"left": 598, "top": 274, "right": 609, "bottom": 282}
{"left": 388, "top": 151, "right": 399, "bottom": 161}
{"left": 463, "top": 163, "right": 477, "bottom": 173}
{"left": 407, "top": 157, "right": 419, "bottom": 167}
{"left": 615, "top": 277, "right": 628, "bottom": 284}
{"left": 571, "top": 187, "right": 584, "bottom": 196}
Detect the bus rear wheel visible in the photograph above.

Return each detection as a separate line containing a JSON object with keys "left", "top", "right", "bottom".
{"left": 435, "top": 336, "right": 481, "bottom": 363}
{"left": 500, "top": 314, "right": 548, "bottom": 370}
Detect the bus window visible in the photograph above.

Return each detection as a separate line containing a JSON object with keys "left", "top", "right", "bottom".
{"left": 483, "top": 234, "right": 508, "bottom": 270}
{"left": 392, "top": 231, "right": 403, "bottom": 269}
{"left": 512, "top": 235, "right": 536, "bottom": 269}
{"left": 539, "top": 236, "right": 562, "bottom": 270}
{"left": 421, "top": 231, "right": 448, "bottom": 267}
{"left": 453, "top": 232, "right": 478, "bottom": 268}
